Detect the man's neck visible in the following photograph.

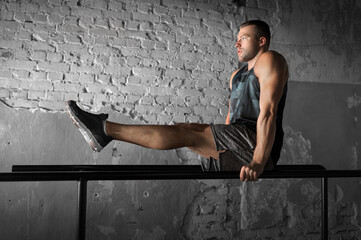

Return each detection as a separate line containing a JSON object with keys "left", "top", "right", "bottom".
{"left": 247, "top": 49, "right": 267, "bottom": 70}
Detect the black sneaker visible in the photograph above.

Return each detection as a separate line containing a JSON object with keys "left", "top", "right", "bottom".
{"left": 66, "top": 100, "right": 113, "bottom": 152}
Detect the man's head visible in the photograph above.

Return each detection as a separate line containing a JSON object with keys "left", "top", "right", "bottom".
{"left": 235, "top": 20, "right": 271, "bottom": 62}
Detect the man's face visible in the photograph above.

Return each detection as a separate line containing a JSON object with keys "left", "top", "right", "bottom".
{"left": 235, "top": 25, "right": 260, "bottom": 62}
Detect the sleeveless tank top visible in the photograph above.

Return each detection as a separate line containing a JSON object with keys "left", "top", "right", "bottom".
{"left": 229, "top": 64, "right": 288, "bottom": 163}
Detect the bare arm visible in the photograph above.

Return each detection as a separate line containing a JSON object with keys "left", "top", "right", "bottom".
{"left": 225, "top": 69, "right": 240, "bottom": 125}
{"left": 240, "top": 51, "right": 288, "bottom": 181}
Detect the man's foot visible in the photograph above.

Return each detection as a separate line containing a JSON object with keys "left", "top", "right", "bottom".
{"left": 66, "top": 100, "right": 113, "bottom": 152}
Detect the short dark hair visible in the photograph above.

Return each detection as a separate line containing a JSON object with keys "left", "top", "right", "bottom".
{"left": 240, "top": 20, "right": 271, "bottom": 47}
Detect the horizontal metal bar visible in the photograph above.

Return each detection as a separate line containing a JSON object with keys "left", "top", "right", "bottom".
{"left": 1, "top": 169, "right": 361, "bottom": 182}
{"left": 12, "top": 164, "right": 326, "bottom": 172}
{"left": 12, "top": 165, "right": 203, "bottom": 172}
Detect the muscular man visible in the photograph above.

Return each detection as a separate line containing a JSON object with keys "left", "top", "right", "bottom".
{"left": 66, "top": 20, "right": 288, "bottom": 181}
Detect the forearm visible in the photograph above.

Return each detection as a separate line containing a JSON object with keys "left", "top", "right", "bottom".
{"left": 252, "top": 113, "right": 276, "bottom": 166}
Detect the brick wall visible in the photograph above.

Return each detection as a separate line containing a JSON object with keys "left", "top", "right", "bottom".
{"left": 0, "top": 0, "right": 270, "bottom": 124}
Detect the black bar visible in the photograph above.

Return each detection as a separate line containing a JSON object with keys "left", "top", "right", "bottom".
{"left": 2, "top": 170, "right": 361, "bottom": 182}
{"left": 321, "top": 177, "right": 328, "bottom": 240}
{"left": 12, "top": 165, "right": 203, "bottom": 172}
{"left": 77, "top": 179, "right": 87, "bottom": 240}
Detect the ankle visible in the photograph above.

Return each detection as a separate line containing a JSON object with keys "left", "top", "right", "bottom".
{"left": 104, "top": 121, "right": 111, "bottom": 137}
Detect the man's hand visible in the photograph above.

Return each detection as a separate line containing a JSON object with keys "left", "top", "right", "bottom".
{"left": 240, "top": 161, "right": 265, "bottom": 181}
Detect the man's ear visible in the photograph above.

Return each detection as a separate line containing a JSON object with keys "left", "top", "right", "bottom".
{"left": 259, "top": 36, "right": 267, "bottom": 47}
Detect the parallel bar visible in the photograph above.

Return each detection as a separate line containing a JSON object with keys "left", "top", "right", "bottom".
{"left": 321, "top": 177, "right": 328, "bottom": 240}
{"left": 2, "top": 170, "right": 361, "bottom": 182}
{"left": 12, "top": 164, "right": 326, "bottom": 172}
{"left": 12, "top": 165, "right": 203, "bottom": 172}
{"left": 77, "top": 179, "right": 87, "bottom": 240}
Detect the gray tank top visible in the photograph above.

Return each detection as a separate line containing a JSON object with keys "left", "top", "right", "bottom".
{"left": 229, "top": 64, "right": 288, "bottom": 163}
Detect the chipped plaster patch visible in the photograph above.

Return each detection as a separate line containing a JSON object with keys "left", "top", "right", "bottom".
{"left": 347, "top": 95, "right": 361, "bottom": 109}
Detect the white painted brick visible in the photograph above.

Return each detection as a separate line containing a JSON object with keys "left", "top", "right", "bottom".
{"left": 5, "top": 60, "right": 37, "bottom": 71}
{"left": 177, "top": 88, "right": 203, "bottom": 97}
{"left": 165, "top": 106, "right": 192, "bottom": 115}
{"left": 204, "top": 19, "right": 229, "bottom": 30}
{"left": 33, "top": 13, "right": 48, "bottom": 23}
{"left": 65, "top": 34, "right": 82, "bottom": 44}
{"left": 163, "top": 0, "right": 188, "bottom": 8}
{"left": 104, "top": 65, "right": 132, "bottom": 76}
{"left": 172, "top": 115, "right": 185, "bottom": 123}
{"left": 204, "top": 89, "right": 229, "bottom": 98}
{"left": 0, "top": 69, "right": 13, "bottom": 79}
{"left": 157, "top": 114, "right": 172, "bottom": 124}
{"left": 149, "top": 86, "right": 175, "bottom": 96}
{"left": 133, "top": 67, "right": 161, "bottom": 77}
{"left": 119, "top": 85, "right": 148, "bottom": 95}
{"left": 140, "top": 75, "right": 157, "bottom": 85}
{"left": 139, "top": 22, "right": 153, "bottom": 31}
{"left": 142, "top": 114, "right": 157, "bottom": 123}
{"left": 53, "top": 82, "right": 82, "bottom": 92}
{"left": 28, "top": 91, "right": 46, "bottom": 100}
{"left": 140, "top": 96, "right": 154, "bottom": 105}
{"left": 79, "top": 73, "right": 94, "bottom": 83}
{"left": 0, "top": 88, "right": 10, "bottom": 98}
{"left": 190, "top": 36, "right": 215, "bottom": 45}
{"left": 132, "top": 12, "right": 159, "bottom": 23}
{"left": 79, "top": 93, "right": 94, "bottom": 103}
{"left": 13, "top": 70, "right": 30, "bottom": 79}
{"left": 155, "top": 96, "right": 171, "bottom": 105}
{"left": 39, "top": 100, "right": 66, "bottom": 110}
{"left": 164, "top": 68, "right": 189, "bottom": 79}
{"left": 187, "top": 115, "right": 201, "bottom": 123}
{"left": 175, "top": 17, "right": 201, "bottom": 27}
{"left": 64, "top": 92, "right": 78, "bottom": 101}
{"left": 127, "top": 94, "right": 142, "bottom": 103}
{"left": 127, "top": 75, "right": 141, "bottom": 84}
{"left": 58, "top": 43, "right": 88, "bottom": 54}
{"left": 141, "top": 0, "right": 161, "bottom": 5}
{"left": 49, "top": 13, "right": 64, "bottom": 25}
{"left": 118, "top": 29, "right": 148, "bottom": 39}
{"left": 17, "top": 31, "right": 32, "bottom": 41}
{"left": 64, "top": 72, "right": 80, "bottom": 82}
{"left": 0, "top": 79, "right": 19, "bottom": 88}
{"left": 135, "top": 104, "right": 163, "bottom": 114}
{"left": 149, "top": 50, "right": 170, "bottom": 60}
{"left": 19, "top": 2, "right": 40, "bottom": 12}
{"left": 47, "top": 91, "right": 64, "bottom": 101}
{"left": 31, "top": 71, "right": 48, "bottom": 80}
{"left": 24, "top": 22, "right": 55, "bottom": 33}
{"left": 0, "top": 20, "right": 22, "bottom": 31}
{"left": 127, "top": 38, "right": 141, "bottom": 48}
{"left": 38, "top": 62, "right": 70, "bottom": 73}
{"left": 108, "top": 1, "right": 124, "bottom": 11}
{"left": 87, "top": 83, "right": 118, "bottom": 94}
{"left": 90, "top": 28, "right": 117, "bottom": 37}
{"left": 0, "top": 40, "right": 22, "bottom": 49}
{"left": 30, "top": 51, "right": 47, "bottom": 61}
{"left": 20, "top": 80, "right": 52, "bottom": 91}
{"left": 104, "top": 10, "right": 130, "bottom": 20}
{"left": 71, "top": 6, "right": 102, "bottom": 17}
{"left": 71, "top": 64, "right": 102, "bottom": 74}
{"left": 58, "top": 24, "right": 87, "bottom": 34}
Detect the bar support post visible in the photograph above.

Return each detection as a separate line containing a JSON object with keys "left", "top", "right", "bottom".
{"left": 321, "top": 177, "right": 328, "bottom": 240}
{"left": 77, "top": 178, "right": 87, "bottom": 240}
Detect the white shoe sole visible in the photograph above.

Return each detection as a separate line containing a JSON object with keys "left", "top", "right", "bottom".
{"left": 65, "top": 101, "right": 103, "bottom": 152}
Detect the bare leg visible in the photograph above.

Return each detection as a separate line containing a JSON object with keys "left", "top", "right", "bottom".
{"left": 106, "top": 122, "right": 221, "bottom": 159}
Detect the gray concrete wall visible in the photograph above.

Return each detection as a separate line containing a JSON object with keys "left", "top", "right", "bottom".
{"left": 0, "top": 0, "right": 360, "bottom": 239}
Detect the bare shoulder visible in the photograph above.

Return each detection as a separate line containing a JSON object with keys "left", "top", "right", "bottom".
{"left": 256, "top": 50, "right": 287, "bottom": 68}
{"left": 229, "top": 68, "right": 242, "bottom": 90}
{"left": 254, "top": 50, "right": 288, "bottom": 79}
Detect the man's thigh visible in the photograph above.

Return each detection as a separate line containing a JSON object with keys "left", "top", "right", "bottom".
{"left": 175, "top": 123, "right": 221, "bottom": 159}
